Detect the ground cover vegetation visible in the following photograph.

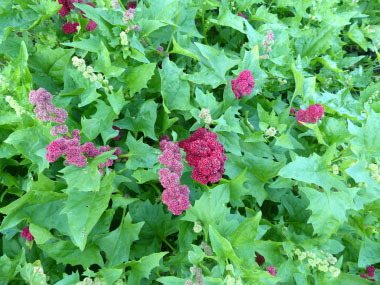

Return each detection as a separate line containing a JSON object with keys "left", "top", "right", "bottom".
{"left": 0, "top": 0, "right": 380, "bottom": 283}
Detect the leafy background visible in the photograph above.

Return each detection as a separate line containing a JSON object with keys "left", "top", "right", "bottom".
{"left": 0, "top": 0, "right": 380, "bottom": 284}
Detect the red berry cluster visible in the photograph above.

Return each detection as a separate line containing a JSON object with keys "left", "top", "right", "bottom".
{"left": 179, "top": 128, "right": 226, "bottom": 185}
{"left": 57, "top": 0, "right": 98, "bottom": 34}
{"left": 294, "top": 104, "right": 325, "bottom": 125}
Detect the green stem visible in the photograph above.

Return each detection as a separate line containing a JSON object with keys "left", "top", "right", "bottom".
{"left": 163, "top": 238, "right": 175, "bottom": 251}
{"left": 244, "top": 111, "right": 255, "bottom": 132}
{"left": 0, "top": 187, "right": 9, "bottom": 202}
{"left": 202, "top": 3, "right": 208, "bottom": 45}
{"left": 118, "top": 0, "right": 126, "bottom": 11}
{"left": 150, "top": 183, "right": 162, "bottom": 196}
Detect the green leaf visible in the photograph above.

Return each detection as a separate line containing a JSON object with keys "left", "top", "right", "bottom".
{"left": 214, "top": 106, "right": 244, "bottom": 134}
{"left": 0, "top": 191, "right": 70, "bottom": 235}
{"left": 4, "top": 125, "right": 50, "bottom": 172}
{"left": 95, "top": 214, "right": 144, "bottom": 267}
{"left": 209, "top": 225, "right": 241, "bottom": 270}
{"left": 347, "top": 23, "right": 370, "bottom": 52}
{"left": 62, "top": 35, "right": 101, "bottom": 52}
{"left": 81, "top": 117, "right": 101, "bottom": 140}
{"left": 59, "top": 160, "right": 102, "bottom": 193}
{"left": 125, "top": 133, "right": 159, "bottom": 170}
{"left": 29, "top": 46, "right": 74, "bottom": 83}
{"left": 348, "top": 108, "right": 380, "bottom": 159}
{"left": 125, "top": 63, "right": 156, "bottom": 97}
{"left": 124, "top": 252, "right": 167, "bottom": 285}
{"left": 61, "top": 173, "right": 114, "bottom": 250}
{"left": 228, "top": 211, "right": 261, "bottom": 246}
{"left": 279, "top": 150, "right": 346, "bottom": 191}
{"left": 0, "top": 251, "right": 23, "bottom": 284}
{"left": 129, "top": 200, "right": 178, "bottom": 241}
{"left": 159, "top": 58, "right": 191, "bottom": 112}
{"left": 108, "top": 87, "right": 127, "bottom": 115}
{"left": 157, "top": 276, "right": 188, "bottom": 284}
{"left": 39, "top": 240, "right": 103, "bottom": 268}
{"left": 97, "top": 268, "right": 123, "bottom": 285}
{"left": 29, "top": 223, "right": 56, "bottom": 245}
{"left": 300, "top": 186, "right": 356, "bottom": 238}
{"left": 91, "top": 100, "right": 118, "bottom": 142}
{"left": 132, "top": 99, "right": 158, "bottom": 140}
{"left": 358, "top": 237, "right": 380, "bottom": 268}
{"left": 182, "top": 184, "right": 237, "bottom": 236}
{"left": 225, "top": 152, "right": 285, "bottom": 205}
{"left": 210, "top": 6, "right": 246, "bottom": 33}
{"left": 194, "top": 42, "right": 240, "bottom": 81}
{"left": 171, "top": 37, "right": 200, "bottom": 60}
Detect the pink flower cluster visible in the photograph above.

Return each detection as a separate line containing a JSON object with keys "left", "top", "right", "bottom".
{"left": 122, "top": 8, "right": 140, "bottom": 32}
{"left": 266, "top": 266, "right": 277, "bottom": 277}
{"left": 255, "top": 252, "right": 276, "bottom": 277}
{"left": 127, "top": 1, "right": 137, "bottom": 8}
{"left": 112, "top": 125, "right": 122, "bottom": 140}
{"left": 238, "top": 12, "right": 247, "bottom": 19}
{"left": 231, "top": 70, "right": 255, "bottom": 99}
{"left": 158, "top": 137, "right": 190, "bottom": 215}
{"left": 294, "top": 104, "right": 325, "bottom": 125}
{"left": 261, "top": 30, "right": 275, "bottom": 59}
{"left": 21, "top": 226, "right": 34, "bottom": 241}
{"left": 57, "top": 0, "right": 97, "bottom": 34}
{"left": 29, "top": 88, "right": 69, "bottom": 136}
{"left": 361, "top": 266, "right": 376, "bottom": 282}
{"left": 46, "top": 129, "right": 122, "bottom": 171}
{"left": 179, "top": 128, "right": 226, "bottom": 185}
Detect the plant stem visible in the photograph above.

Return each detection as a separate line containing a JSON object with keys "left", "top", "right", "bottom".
{"left": 163, "top": 238, "right": 175, "bottom": 251}
{"left": 150, "top": 183, "right": 162, "bottom": 196}
{"left": 118, "top": 0, "right": 126, "bottom": 11}
{"left": 202, "top": 3, "right": 208, "bottom": 45}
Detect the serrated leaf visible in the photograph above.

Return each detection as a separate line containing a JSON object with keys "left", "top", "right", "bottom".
{"left": 159, "top": 58, "right": 191, "bottom": 112}
{"left": 61, "top": 173, "right": 114, "bottom": 250}
{"left": 39, "top": 240, "right": 103, "bottom": 268}
{"left": 300, "top": 187, "right": 356, "bottom": 238}
{"left": 95, "top": 214, "right": 144, "bottom": 267}
{"left": 4, "top": 125, "right": 50, "bottom": 172}
{"left": 124, "top": 252, "right": 167, "bottom": 285}
{"left": 125, "top": 63, "right": 156, "bottom": 96}
{"left": 125, "top": 133, "right": 159, "bottom": 170}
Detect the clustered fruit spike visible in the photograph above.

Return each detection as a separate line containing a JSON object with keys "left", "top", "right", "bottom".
{"left": 231, "top": 70, "right": 255, "bottom": 99}
{"left": 179, "top": 128, "right": 226, "bottom": 185}
{"left": 158, "top": 137, "right": 190, "bottom": 215}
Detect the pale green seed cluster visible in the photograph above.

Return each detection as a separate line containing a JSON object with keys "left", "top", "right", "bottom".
{"left": 225, "top": 264, "right": 242, "bottom": 285}
{"left": 72, "top": 56, "right": 113, "bottom": 92}
{"left": 278, "top": 78, "right": 287, "bottom": 85}
{"left": 265, "top": 127, "right": 277, "bottom": 137}
{"left": 294, "top": 249, "right": 340, "bottom": 277}
{"left": 368, "top": 90, "right": 379, "bottom": 104}
{"left": 368, "top": 163, "right": 380, "bottom": 182}
{"left": 120, "top": 31, "right": 129, "bottom": 46}
{"left": 76, "top": 277, "right": 105, "bottom": 285}
{"left": 199, "top": 108, "right": 212, "bottom": 125}
{"left": 193, "top": 221, "right": 203, "bottom": 233}
{"left": 332, "top": 164, "right": 339, "bottom": 175}
{"left": 5, "top": 96, "right": 26, "bottom": 116}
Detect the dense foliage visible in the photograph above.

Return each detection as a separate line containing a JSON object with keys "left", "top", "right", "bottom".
{"left": 1, "top": 0, "right": 380, "bottom": 284}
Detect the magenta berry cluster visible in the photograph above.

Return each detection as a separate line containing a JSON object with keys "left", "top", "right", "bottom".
{"left": 46, "top": 129, "right": 122, "bottom": 172}
{"left": 179, "top": 128, "right": 226, "bottom": 185}
{"left": 360, "top": 266, "right": 376, "bottom": 282}
{"left": 58, "top": 0, "right": 97, "bottom": 34}
{"left": 29, "top": 88, "right": 69, "bottom": 137}
{"left": 21, "top": 226, "right": 34, "bottom": 241}
{"left": 158, "top": 137, "right": 190, "bottom": 215}
{"left": 295, "top": 104, "right": 325, "bottom": 125}
{"left": 231, "top": 70, "right": 255, "bottom": 99}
